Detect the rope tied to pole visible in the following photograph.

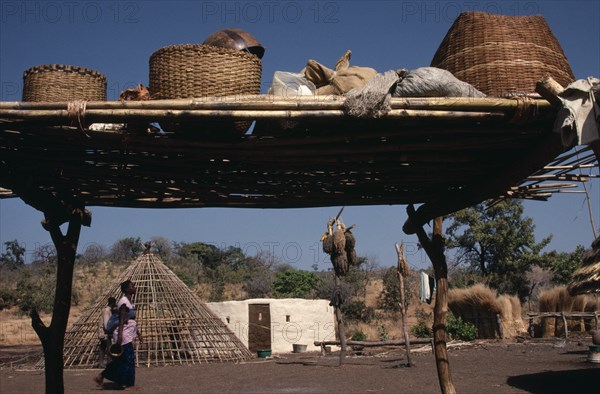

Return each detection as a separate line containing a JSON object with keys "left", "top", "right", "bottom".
{"left": 67, "top": 99, "right": 89, "bottom": 136}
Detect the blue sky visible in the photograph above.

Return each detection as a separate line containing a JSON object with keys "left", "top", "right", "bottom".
{"left": 1, "top": 1, "right": 599, "bottom": 270}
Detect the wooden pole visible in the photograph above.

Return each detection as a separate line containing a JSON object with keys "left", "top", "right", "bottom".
{"left": 395, "top": 242, "right": 413, "bottom": 366}
{"left": 535, "top": 76, "right": 565, "bottom": 109}
{"left": 407, "top": 206, "right": 456, "bottom": 394}
{"left": 333, "top": 275, "right": 347, "bottom": 366}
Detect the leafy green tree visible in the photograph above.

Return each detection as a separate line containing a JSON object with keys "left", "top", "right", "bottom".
{"left": 273, "top": 269, "right": 320, "bottom": 298}
{"left": 16, "top": 267, "right": 56, "bottom": 314}
{"left": 444, "top": 200, "right": 551, "bottom": 301}
{"left": 539, "top": 245, "right": 586, "bottom": 285}
{"left": 0, "top": 240, "right": 26, "bottom": 270}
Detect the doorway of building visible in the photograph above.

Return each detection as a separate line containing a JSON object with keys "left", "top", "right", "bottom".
{"left": 248, "top": 303, "right": 271, "bottom": 352}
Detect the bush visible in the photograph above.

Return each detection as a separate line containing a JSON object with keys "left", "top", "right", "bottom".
{"left": 0, "top": 287, "right": 17, "bottom": 310}
{"left": 411, "top": 308, "right": 432, "bottom": 338}
{"left": 447, "top": 313, "right": 478, "bottom": 341}
{"left": 273, "top": 269, "right": 320, "bottom": 298}
{"left": 342, "top": 300, "right": 375, "bottom": 323}
{"left": 350, "top": 330, "right": 366, "bottom": 341}
{"left": 411, "top": 321, "right": 433, "bottom": 338}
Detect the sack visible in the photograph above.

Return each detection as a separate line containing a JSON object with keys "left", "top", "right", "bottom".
{"left": 305, "top": 50, "right": 378, "bottom": 95}
{"left": 394, "top": 67, "right": 486, "bottom": 97}
{"left": 268, "top": 71, "right": 315, "bottom": 98}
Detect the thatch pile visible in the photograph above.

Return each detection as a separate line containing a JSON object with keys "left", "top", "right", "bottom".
{"left": 448, "top": 284, "right": 525, "bottom": 339}
{"left": 538, "top": 286, "right": 600, "bottom": 337}
{"left": 568, "top": 236, "right": 600, "bottom": 295}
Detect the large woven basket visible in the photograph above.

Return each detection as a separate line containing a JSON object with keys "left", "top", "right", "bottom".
{"left": 23, "top": 64, "right": 107, "bottom": 102}
{"left": 149, "top": 44, "right": 262, "bottom": 99}
{"left": 149, "top": 44, "right": 262, "bottom": 136}
{"left": 430, "top": 12, "right": 575, "bottom": 97}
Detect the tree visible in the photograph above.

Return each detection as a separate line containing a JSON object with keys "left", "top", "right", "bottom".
{"left": 0, "top": 239, "right": 26, "bottom": 270}
{"left": 109, "top": 237, "right": 144, "bottom": 262}
{"left": 540, "top": 245, "right": 586, "bottom": 285}
{"left": 272, "top": 269, "right": 320, "bottom": 298}
{"left": 378, "top": 267, "right": 402, "bottom": 312}
{"left": 444, "top": 200, "right": 551, "bottom": 301}
{"left": 31, "top": 244, "right": 57, "bottom": 266}
{"left": 78, "top": 243, "right": 107, "bottom": 265}
{"left": 149, "top": 236, "right": 172, "bottom": 260}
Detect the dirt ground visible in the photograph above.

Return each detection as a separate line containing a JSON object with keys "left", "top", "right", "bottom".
{"left": 0, "top": 339, "right": 598, "bottom": 394}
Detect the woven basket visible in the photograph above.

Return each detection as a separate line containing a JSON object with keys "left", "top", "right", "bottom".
{"left": 430, "top": 12, "right": 575, "bottom": 97}
{"left": 149, "top": 44, "right": 262, "bottom": 136}
{"left": 23, "top": 64, "right": 107, "bottom": 102}
{"left": 149, "top": 44, "right": 261, "bottom": 99}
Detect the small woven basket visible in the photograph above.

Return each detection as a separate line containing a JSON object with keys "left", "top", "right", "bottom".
{"left": 149, "top": 44, "right": 262, "bottom": 136}
{"left": 23, "top": 64, "right": 107, "bottom": 102}
{"left": 430, "top": 12, "right": 575, "bottom": 97}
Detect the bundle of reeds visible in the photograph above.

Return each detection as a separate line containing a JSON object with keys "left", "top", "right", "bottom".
{"left": 448, "top": 284, "right": 502, "bottom": 338}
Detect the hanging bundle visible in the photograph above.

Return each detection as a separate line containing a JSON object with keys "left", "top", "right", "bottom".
{"left": 344, "top": 227, "right": 358, "bottom": 267}
{"left": 321, "top": 216, "right": 336, "bottom": 255}
{"left": 320, "top": 212, "right": 357, "bottom": 277}
{"left": 331, "top": 225, "right": 349, "bottom": 276}
{"left": 395, "top": 242, "right": 410, "bottom": 278}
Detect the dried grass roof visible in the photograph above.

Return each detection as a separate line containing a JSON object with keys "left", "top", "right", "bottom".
{"left": 37, "top": 252, "right": 253, "bottom": 369}
{"left": 0, "top": 95, "right": 596, "bottom": 230}
{"left": 568, "top": 236, "right": 600, "bottom": 295}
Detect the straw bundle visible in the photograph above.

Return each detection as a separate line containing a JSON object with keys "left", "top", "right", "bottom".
{"left": 448, "top": 284, "right": 502, "bottom": 338}
{"left": 344, "top": 229, "right": 358, "bottom": 267}
{"left": 538, "top": 286, "right": 600, "bottom": 336}
{"left": 322, "top": 234, "right": 334, "bottom": 255}
{"left": 497, "top": 294, "right": 526, "bottom": 338}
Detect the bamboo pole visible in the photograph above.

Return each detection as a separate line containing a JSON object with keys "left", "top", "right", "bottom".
{"left": 0, "top": 108, "right": 508, "bottom": 121}
{"left": 0, "top": 96, "right": 554, "bottom": 111}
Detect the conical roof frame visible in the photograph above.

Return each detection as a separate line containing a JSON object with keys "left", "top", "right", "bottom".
{"left": 44, "top": 252, "right": 253, "bottom": 369}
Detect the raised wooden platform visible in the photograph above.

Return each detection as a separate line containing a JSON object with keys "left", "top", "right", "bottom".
{"left": 0, "top": 95, "right": 595, "bottom": 232}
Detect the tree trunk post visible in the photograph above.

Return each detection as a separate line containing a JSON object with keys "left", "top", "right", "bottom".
{"left": 334, "top": 275, "right": 347, "bottom": 366}
{"left": 30, "top": 207, "right": 88, "bottom": 394}
{"left": 395, "top": 242, "right": 413, "bottom": 366}
{"left": 407, "top": 207, "right": 456, "bottom": 394}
